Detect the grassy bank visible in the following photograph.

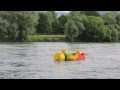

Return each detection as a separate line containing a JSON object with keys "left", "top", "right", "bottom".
{"left": 27, "top": 35, "right": 66, "bottom": 42}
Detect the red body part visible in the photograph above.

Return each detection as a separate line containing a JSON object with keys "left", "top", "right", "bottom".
{"left": 76, "top": 53, "right": 85, "bottom": 60}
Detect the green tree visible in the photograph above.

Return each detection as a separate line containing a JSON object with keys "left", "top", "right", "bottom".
{"left": 64, "top": 20, "right": 79, "bottom": 41}
{"left": 52, "top": 19, "right": 63, "bottom": 34}
{"left": 111, "top": 29, "right": 119, "bottom": 42}
{"left": 69, "top": 11, "right": 81, "bottom": 16}
{"left": 52, "top": 14, "right": 68, "bottom": 35}
{"left": 75, "top": 22, "right": 85, "bottom": 41}
{"left": 0, "top": 17, "right": 9, "bottom": 41}
{"left": 81, "top": 16, "right": 107, "bottom": 41}
{"left": 107, "top": 25, "right": 119, "bottom": 42}
{"left": 7, "top": 23, "right": 18, "bottom": 41}
{"left": 0, "top": 11, "right": 39, "bottom": 42}
{"left": 102, "top": 11, "right": 117, "bottom": 25}
{"left": 116, "top": 14, "right": 120, "bottom": 26}
{"left": 102, "top": 12, "right": 120, "bottom": 41}
{"left": 48, "top": 11, "right": 57, "bottom": 22}
{"left": 80, "top": 11, "right": 100, "bottom": 16}
{"left": 16, "top": 12, "right": 39, "bottom": 41}
{"left": 37, "top": 12, "right": 52, "bottom": 34}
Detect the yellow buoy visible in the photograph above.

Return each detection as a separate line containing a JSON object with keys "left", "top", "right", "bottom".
{"left": 54, "top": 50, "right": 83, "bottom": 61}
{"left": 54, "top": 53, "right": 65, "bottom": 61}
{"left": 54, "top": 49, "right": 66, "bottom": 61}
{"left": 76, "top": 50, "right": 82, "bottom": 54}
{"left": 67, "top": 50, "right": 82, "bottom": 61}
{"left": 68, "top": 53, "right": 78, "bottom": 61}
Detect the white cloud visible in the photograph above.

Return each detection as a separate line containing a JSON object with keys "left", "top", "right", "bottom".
{"left": 56, "top": 11, "right": 70, "bottom": 17}
{"left": 59, "top": 11, "right": 70, "bottom": 13}
{"left": 56, "top": 11, "right": 70, "bottom": 14}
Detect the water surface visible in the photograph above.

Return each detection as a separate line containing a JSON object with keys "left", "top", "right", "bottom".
{"left": 0, "top": 42, "right": 120, "bottom": 79}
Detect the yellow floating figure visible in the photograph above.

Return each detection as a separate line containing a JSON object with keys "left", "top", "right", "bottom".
{"left": 54, "top": 49, "right": 66, "bottom": 61}
{"left": 67, "top": 50, "right": 82, "bottom": 61}
{"left": 54, "top": 49, "right": 85, "bottom": 61}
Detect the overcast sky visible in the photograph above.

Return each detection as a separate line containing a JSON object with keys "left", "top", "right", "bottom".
{"left": 56, "top": 11, "right": 105, "bottom": 17}
{"left": 56, "top": 11, "right": 120, "bottom": 17}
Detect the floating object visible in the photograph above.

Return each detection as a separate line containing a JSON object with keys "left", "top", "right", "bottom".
{"left": 54, "top": 49, "right": 85, "bottom": 61}
{"left": 76, "top": 53, "right": 85, "bottom": 60}
{"left": 54, "top": 49, "right": 66, "bottom": 61}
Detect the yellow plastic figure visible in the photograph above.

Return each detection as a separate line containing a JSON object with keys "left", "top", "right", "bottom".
{"left": 67, "top": 50, "right": 81, "bottom": 61}
{"left": 54, "top": 49, "right": 66, "bottom": 61}
{"left": 54, "top": 49, "right": 83, "bottom": 61}
{"left": 76, "top": 50, "right": 82, "bottom": 54}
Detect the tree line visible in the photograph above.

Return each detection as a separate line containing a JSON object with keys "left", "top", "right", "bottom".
{"left": 0, "top": 11, "right": 120, "bottom": 42}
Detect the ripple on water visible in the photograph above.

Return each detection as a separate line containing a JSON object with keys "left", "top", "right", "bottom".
{"left": 0, "top": 42, "right": 120, "bottom": 79}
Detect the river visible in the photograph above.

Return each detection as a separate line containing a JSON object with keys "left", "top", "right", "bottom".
{"left": 0, "top": 42, "right": 120, "bottom": 79}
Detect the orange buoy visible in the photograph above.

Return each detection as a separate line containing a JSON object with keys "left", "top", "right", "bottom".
{"left": 76, "top": 53, "right": 85, "bottom": 60}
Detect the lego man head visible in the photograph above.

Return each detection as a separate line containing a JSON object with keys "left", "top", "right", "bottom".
{"left": 76, "top": 50, "right": 82, "bottom": 54}
{"left": 61, "top": 49, "right": 66, "bottom": 54}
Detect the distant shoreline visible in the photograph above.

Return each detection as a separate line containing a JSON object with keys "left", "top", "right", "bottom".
{"left": 27, "top": 35, "right": 119, "bottom": 43}
{"left": 0, "top": 35, "right": 119, "bottom": 43}
{"left": 27, "top": 35, "right": 66, "bottom": 42}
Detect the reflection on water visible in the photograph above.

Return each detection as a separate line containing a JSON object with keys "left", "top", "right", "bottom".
{"left": 0, "top": 42, "right": 120, "bottom": 79}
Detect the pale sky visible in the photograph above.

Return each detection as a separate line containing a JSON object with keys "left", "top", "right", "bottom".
{"left": 59, "top": 11, "right": 70, "bottom": 13}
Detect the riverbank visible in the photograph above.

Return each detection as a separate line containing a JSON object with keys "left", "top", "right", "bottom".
{"left": 0, "top": 35, "right": 119, "bottom": 42}
{"left": 27, "top": 35, "right": 66, "bottom": 42}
